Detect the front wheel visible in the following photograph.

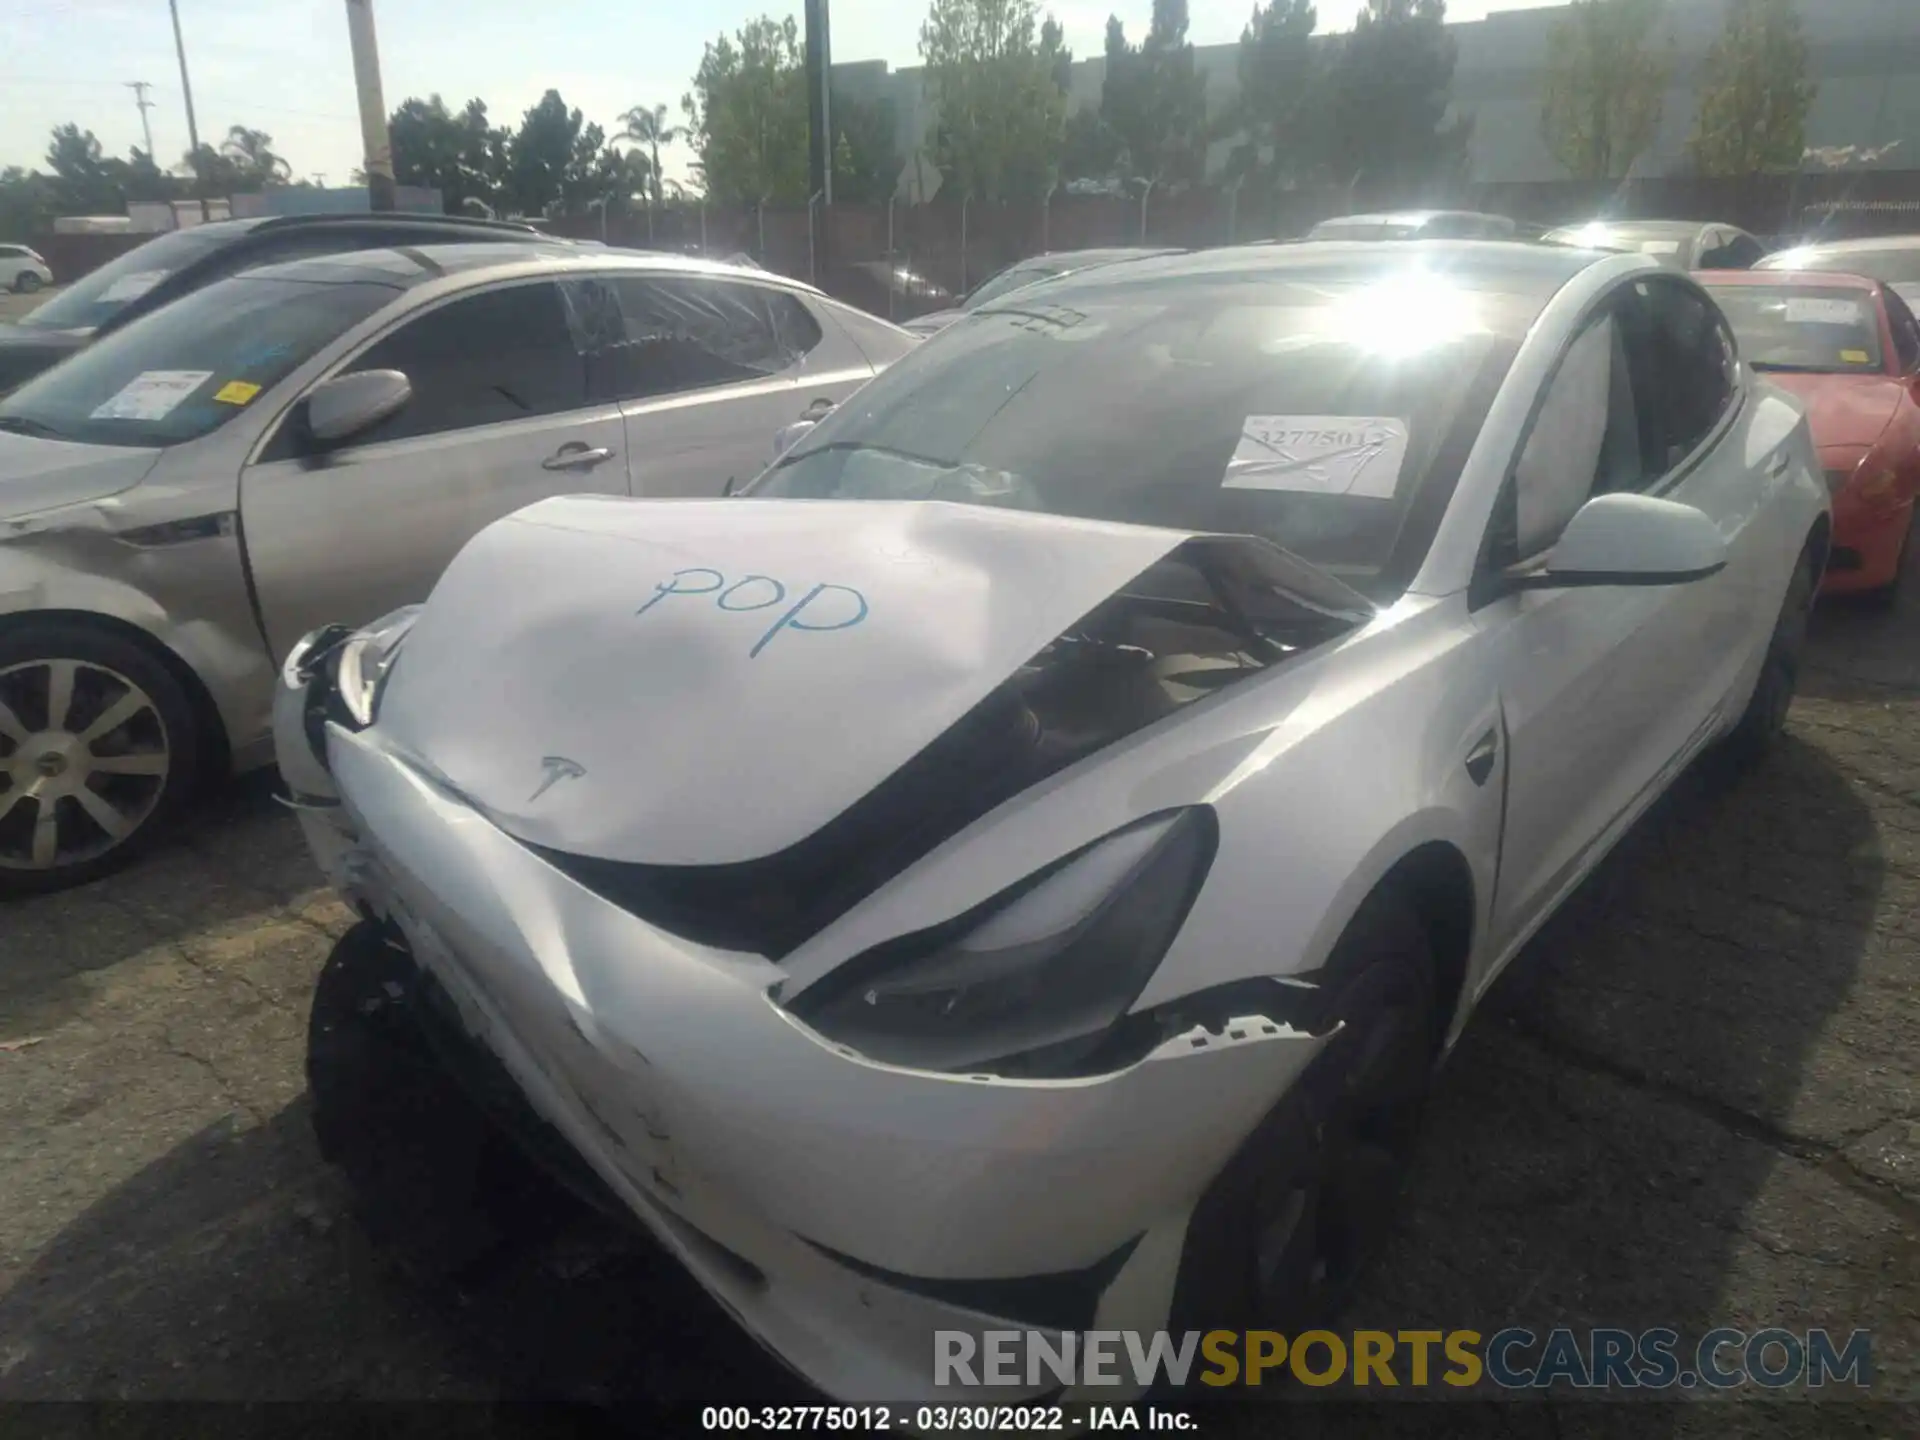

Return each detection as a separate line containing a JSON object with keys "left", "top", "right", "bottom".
{"left": 1167, "top": 888, "right": 1438, "bottom": 1346}
{"left": 0, "top": 623, "right": 201, "bottom": 897}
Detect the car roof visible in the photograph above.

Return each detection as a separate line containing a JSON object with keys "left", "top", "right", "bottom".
{"left": 1697, "top": 269, "right": 1880, "bottom": 292}
{"left": 228, "top": 241, "right": 823, "bottom": 295}
{"left": 1319, "top": 211, "right": 1506, "bottom": 227}
{"left": 1003, "top": 239, "right": 1603, "bottom": 342}
{"left": 1548, "top": 219, "right": 1717, "bottom": 239}
{"left": 1765, "top": 234, "right": 1920, "bottom": 256}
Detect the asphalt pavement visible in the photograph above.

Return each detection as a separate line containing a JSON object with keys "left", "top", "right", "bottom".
{"left": 0, "top": 285, "right": 57, "bottom": 324}
{"left": 0, "top": 574, "right": 1917, "bottom": 1437}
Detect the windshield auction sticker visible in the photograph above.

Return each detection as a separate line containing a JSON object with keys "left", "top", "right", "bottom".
{"left": 213, "top": 379, "right": 262, "bottom": 406}
{"left": 89, "top": 369, "right": 214, "bottom": 421}
{"left": 1223, "top": 416, "right": 1409, "bottom": 500}
{"left": 1785, "top": 298, "right": 1863, "bottom": 326}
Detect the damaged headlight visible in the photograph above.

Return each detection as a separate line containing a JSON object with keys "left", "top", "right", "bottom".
{"left": 332, "top": 604, "right": 423, "bottom": 728}
{"left": 788, "top": 807, "right": 1217, "bottom": 1076}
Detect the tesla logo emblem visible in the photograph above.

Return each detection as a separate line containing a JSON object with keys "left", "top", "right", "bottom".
{"left": 529, "top": 755, "right": 586, "bottom": 802}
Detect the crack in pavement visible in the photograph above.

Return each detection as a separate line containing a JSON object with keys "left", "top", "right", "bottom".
{"left": 1497, "top": 1019, "right": 1920, "bottom": 1238}
{"left": 159, "top": 1028, "right": 266, "bottom": 1129}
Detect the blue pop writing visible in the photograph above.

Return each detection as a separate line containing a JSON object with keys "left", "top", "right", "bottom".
{"left": 635, "top": 566, "right": 870, "bottom": 658}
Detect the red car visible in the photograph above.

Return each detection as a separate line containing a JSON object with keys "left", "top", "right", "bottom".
{"left": 1699, "top": 269, "right": 1920, "bottom": 601}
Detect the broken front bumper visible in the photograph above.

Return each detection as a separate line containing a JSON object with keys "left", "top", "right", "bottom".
{"left": 278, "top": 701, "right": 1329, "bottom": 1402}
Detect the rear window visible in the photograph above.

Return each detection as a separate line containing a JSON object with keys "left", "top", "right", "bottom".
{"left": 16, "top": 228, "right": 229, "bottom": 331}
{"left": 1704, "top": 283, "right": 1884, "bottom": 374}
{"left": 0, "top": 275, "right": 393, "bottom": 448}
{"left": 964, "top": 262, "right": 1069, "bottom": 310}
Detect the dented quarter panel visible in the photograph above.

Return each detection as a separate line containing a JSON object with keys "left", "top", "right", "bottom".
{"left": 0, "top": 441, "right": 279, "bottom": 766}
{"left": 325, "top": 723, "right": 1331, "bottom": 1285}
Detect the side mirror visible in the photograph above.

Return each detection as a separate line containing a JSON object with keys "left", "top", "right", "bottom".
{"left": 1515, "top": 493, "right": 1729, "bottom": 592}
{"left": 301, "top": 369, "right": 411, "bottom": 449}
{"left": 773, "top": 417, "right": 817, "bottom": 460}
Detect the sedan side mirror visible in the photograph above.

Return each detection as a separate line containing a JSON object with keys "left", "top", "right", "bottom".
{"left": 1515, "top": 493, "right": 1729, "bottom": 591}
{"left": 773, "top": 417, "right": 820, "bottom": 460}
{"left": 301, "top": 369, "right": 411, "bottom": 449}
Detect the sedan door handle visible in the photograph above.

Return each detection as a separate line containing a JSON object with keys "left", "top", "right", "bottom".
{"left": 1766, "top": 451, "right": 1791, "bottom": 479}
{"left": 543, "top": 442, "right": 615, "bottom": 471}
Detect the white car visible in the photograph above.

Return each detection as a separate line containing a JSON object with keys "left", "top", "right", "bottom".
{"left": 278, "top": 242, "right": 1827, "bottom": 1403}
{"left": 1, "top": 243, "right": 53, "bottom": 294}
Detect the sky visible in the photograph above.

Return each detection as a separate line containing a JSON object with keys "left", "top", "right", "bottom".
{"left": 2, "top": 0, "right": 1566, "bottom": 189}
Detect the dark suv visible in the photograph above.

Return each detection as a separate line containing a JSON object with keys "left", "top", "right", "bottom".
{"left": 0, "top": 212, "right": 581, "bottom": 392}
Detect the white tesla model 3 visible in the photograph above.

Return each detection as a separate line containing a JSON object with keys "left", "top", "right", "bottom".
{"left": 275, "top": 241, "right": 1828, "bottom": 1403}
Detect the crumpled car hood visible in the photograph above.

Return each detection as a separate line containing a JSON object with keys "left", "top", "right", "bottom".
{"left": 0, "top": 432, "right": 164, "bottom": 523}
{"left": 376, "top": 496, "right": 1197, "bottom": 866}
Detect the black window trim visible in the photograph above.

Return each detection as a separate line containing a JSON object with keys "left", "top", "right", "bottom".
{"left": 1469, "top": 271, "right": 1748, "bottom": 610}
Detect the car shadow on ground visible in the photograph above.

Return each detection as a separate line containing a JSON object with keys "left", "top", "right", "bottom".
{"left": 0, "top": 640, "right": 1903, "bottom": 1432}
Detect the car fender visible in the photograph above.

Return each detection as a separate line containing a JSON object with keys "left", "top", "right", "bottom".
{"left": 0, "top": 511, "right": 274, "bottom": 770}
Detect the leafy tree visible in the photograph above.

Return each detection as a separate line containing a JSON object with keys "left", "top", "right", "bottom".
{"left": 1688, "top": 0, "right": 1817, "bottom": 176}
{"left": 681, "top": 16, "right": 809, "bottom": 205}
{"left": 1221, "top": 0, "right": 1325, "bottom": 187}
{"left": 1540, "top": 0, "right": 1672, "bottom": 179}
{"left": 918, "top": 0, "right": 1069, "bottom": 201}
{"left": 831, "top": 87, "right": 900, "bottom": 202}
{"left": 181, "top": 142, "right": 247, "bottom": 198}
{"left": 44, "top": 124, "right": 124, "bottom": 214}
{"left": 121, "top": 148, "right": 177, "bottom": 203}
{"left": 219, "top": 125, "right": 292, "bottom": 186}
{"left": 617, "top": 103, "right": 682, "bottom": 205}
{"left": 0, "top": 167, "right": 55, "bottom": 241}
{"left": 1323, "top": 0, "right": 1471, "bottom": 190}
{"left": 507, "top": 90, "right": 590, "bottom": 215}
{"left": 389, "top": 95, "right": 510, "bottom": 214}
{"left": 1098, "top": 0, "right": 1210, "bottom": 190}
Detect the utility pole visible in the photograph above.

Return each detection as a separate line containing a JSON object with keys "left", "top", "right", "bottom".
{"left": 803, "top": 0, "right": 832, "bottom": 206}
{"left": 804, "top": 0, "right": 832, "bottom": 283}
{"left": 126, "top": 81, "right": 156, "bottom": 159}
{"left": 167, "top": 0, "right": 210, "bottom": 220}
{"left": 344, "top": 0, "right": 396, "bottom": 211}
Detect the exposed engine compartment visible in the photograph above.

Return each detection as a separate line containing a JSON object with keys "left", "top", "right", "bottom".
{"left": 529, "top": 536, "right": 1369, "bottom": 959}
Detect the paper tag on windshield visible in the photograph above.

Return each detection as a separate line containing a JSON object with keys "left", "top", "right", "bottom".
{"left": 1786, "top": 297, "right": 1862, "bottom": 326}
{"left": 97, "top": 270, "right": 167, "bottom": 304}
{"left": 89, "top": 369, "right": 213, "bottom": 421}
{"left": 1640, "top": 241, "right": 1683, "bottom": 255}
{"left": 1223, "top": 417, "right": 1408, "bottom": 500}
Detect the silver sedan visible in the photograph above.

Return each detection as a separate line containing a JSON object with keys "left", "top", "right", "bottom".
{"left": 0, "top": 243, "right": 914, "bottom": 893}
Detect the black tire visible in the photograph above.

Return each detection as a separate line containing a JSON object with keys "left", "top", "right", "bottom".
{"left": 1167, "top": 887, "right": 1438, "bottom": 1354}
{"left": 14, "top": 271, "right": 42, "bottom": 294}
{"left": 1721, "top": 542, "right": 1818, "bottom": 771}
{"left": 0, "top": 621, "right": 201, "bottom": 898}
{"left": 308, "top": 921, "right": 575, "bottom": 1284}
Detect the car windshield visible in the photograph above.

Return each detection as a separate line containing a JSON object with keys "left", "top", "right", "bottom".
{"left": 15, "top": 228, "right": 231, "bottom": 331}
{"left": 1705, "top": 283, "right": 1885, "bottom": 374}
{"left": 963, "top": 261, "right": 1071, "bottom": 310}
{"left": 1765, "top": 246, "right": 1920, "bottom": 287}
{"left": 0, "top": 274, "right": 393, "bottom": 448}
{"left": 751, "top": 270, "right": 1524, "bottom": 600}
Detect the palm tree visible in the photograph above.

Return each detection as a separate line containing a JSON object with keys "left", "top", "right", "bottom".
{"left": 616, "top": 102, "right": 682, "bottom": 205}
{"left": 219, "top": 126, "right": 291, "bottom": 186}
